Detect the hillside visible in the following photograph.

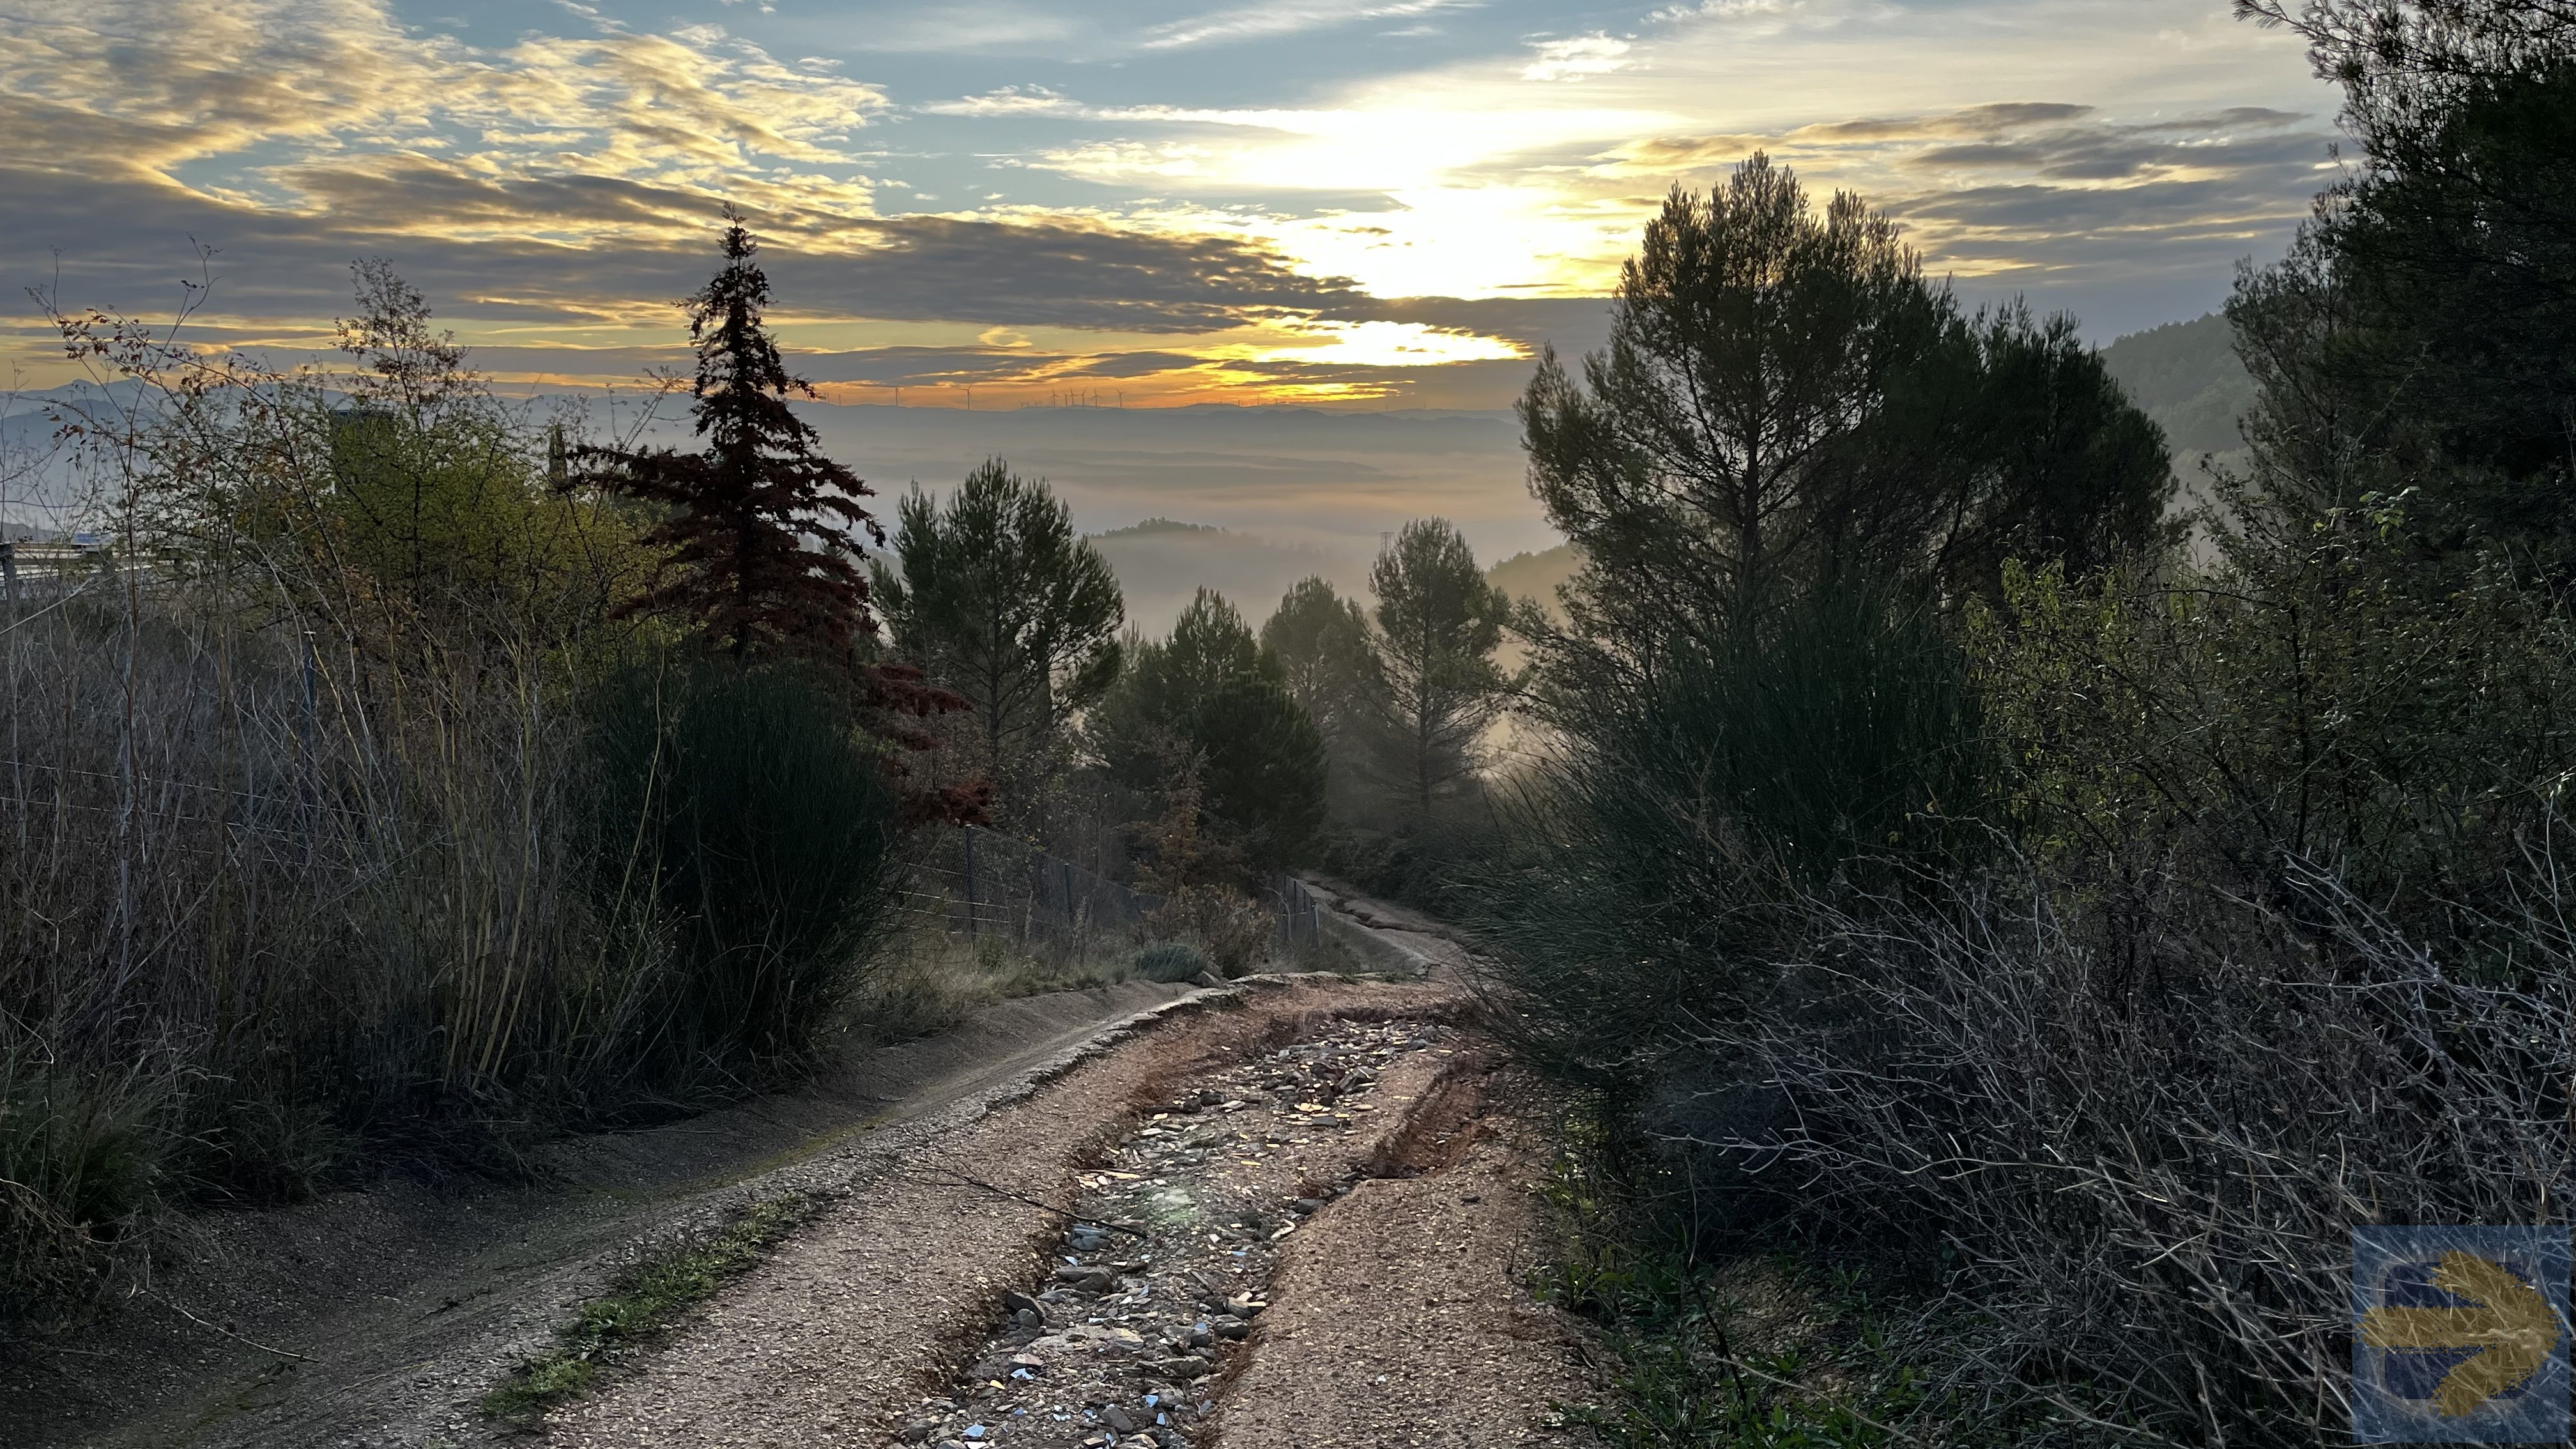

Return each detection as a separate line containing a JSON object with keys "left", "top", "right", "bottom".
{"left": 1485, "top": 543, "right": 1577, "bottom": 622}
{"left": 2097, "top": 312, "right": 2258, "bottom": 457}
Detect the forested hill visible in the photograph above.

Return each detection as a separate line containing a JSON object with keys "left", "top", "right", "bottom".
{"left": 2098, "top": 311, "right": 2258, "bottom": 456}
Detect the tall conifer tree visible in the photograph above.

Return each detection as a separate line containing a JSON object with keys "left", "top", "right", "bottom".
{"left": 573, "top": 207, "right": 880, "bottom": 662}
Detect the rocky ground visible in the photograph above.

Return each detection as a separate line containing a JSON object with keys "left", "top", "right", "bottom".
{"left": 900, "top": 1015, "right": 1462, "bottom": 1449}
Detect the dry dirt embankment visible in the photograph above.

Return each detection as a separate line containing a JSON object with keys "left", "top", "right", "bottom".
{"left": 9, "top": 893, "right": 1598, "bottom": 1449}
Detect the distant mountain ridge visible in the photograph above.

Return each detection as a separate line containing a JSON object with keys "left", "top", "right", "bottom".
{"left": 2098, "top": 312, "right": 2258, "bottom": 456}
{"left": 1082, "top": 518, "right": 1367, "bottom": 636}
{"left": 1487, "top": 544, "right": 1578, "bottom": 620}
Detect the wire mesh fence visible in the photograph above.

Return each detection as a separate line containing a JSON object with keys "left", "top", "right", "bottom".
{"left": 900, "top": 825, "right": 1326, "bottom": 958}
{"left": 899, "top": 825, "right": 1163, "bottom": 952}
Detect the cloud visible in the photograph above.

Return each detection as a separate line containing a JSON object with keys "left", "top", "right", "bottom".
{"left": 1649, "top": 0, "right": 1795, "bottom": 19}
{"left": 919, "top": 84, "right": 1085, "bottom": 118}
{"left": 1, "top": 0, "right": 2341, "bottom": 390}
{"left": 0, "top": 0, "right": 890, "bottom": 237}
{"left": 2, "top": 160, "right": 1400, "bottom": 338}
{"left": 1140, "top": 0, "right": 1480, "bottom": 50}
{"left": 1791, "top": 103, "right": 2098, "bottom": 143}
{"left": 1565, "top": 97, "right": 2329, "bottom": 322}
{"left": 1595, "top": 100, "right": 2322, "bottom": 197}
{"left": 1522, "top": 34, "right": 1634, "bottom": 83}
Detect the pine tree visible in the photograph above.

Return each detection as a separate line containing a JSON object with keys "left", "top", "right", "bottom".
{"left": 874, "top": 459, "right": 1124, "bottom": 813}
{"left": 1088, "top": 590, "right": 1327, "bottom": 870}
{"left": 1367, "top": 520, "right": 1513, "bottom": 817}
{"left": 572, "top": 207, "right": 880, "bottom": 663}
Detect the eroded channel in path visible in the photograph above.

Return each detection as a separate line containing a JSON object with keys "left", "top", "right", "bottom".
{"left": 896, "top": 1014, "right": 1464, "bottom": 1449}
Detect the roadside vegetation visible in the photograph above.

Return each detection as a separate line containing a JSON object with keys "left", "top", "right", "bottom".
{"left": 1438, "top": 3, "right": 2576, "bottom": 1444}
{"left": 13, "top": 10, "right": 2566, "bottom": 1444}
{"left": 0, "top": 213, "right": 1339, "bottom": 1331}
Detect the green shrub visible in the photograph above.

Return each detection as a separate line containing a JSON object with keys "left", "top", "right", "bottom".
{"left": 1971, "top": 539, "right": 2576, "bottom": 965}
{"left": 1475, "top": 585, "right": 1981, "bottom": 1098}
{"left": 588, "top": 657, "right": 903, "bottom": 1076}
{"left": 1130, "top": 940, "right": 1213, "bottom": 983}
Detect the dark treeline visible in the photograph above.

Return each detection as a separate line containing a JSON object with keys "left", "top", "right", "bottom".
{"left": 1441, "top": 2, "right": 2576, "bottom": 1445}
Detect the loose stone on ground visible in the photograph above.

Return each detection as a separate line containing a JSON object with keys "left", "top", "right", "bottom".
{"left": 889, "top": 1016, "right": 1460, "bottom": 1449}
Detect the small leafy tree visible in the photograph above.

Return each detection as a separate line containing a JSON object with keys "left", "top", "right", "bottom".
{"left": 324, "top": 263, "right": 656, "bottom": 639}
{"left": 1368, "top": 520, "right": 1514, "bottom": 816}
{"left": 570, "top": 208, "right": 880, "bottom": 663}
{"left": 1091, "top": 589, "right": 1327, "bottom": 870}
{"left": 874, "top": 459, "right": 1123, "bottom": 813}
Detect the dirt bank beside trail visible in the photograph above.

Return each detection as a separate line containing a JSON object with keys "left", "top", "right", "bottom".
{"left": 1220, "top": 1052, "right": 1594, "bottom": 1448}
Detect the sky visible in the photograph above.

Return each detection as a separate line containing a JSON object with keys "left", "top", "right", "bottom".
{"left": 1, "top": 0, "right": 2338, "bottom": 411}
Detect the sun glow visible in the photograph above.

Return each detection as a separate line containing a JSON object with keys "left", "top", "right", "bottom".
{"left": 1250, "top": 320, "right": 1524, "bottom": 368}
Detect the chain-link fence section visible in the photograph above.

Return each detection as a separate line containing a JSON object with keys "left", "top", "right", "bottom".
{"left": 902, "top": 825, "right": 1324, "bottom": 958}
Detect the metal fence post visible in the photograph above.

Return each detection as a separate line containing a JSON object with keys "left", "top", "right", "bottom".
{"left": 298, "top": 627, "right": 318, "bottom": 866}
{"left": 963, "top": 824, "right": 979, "bottom": 939}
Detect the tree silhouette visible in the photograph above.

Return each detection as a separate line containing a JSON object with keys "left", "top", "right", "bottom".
{"left": 1367, "top": 519, "right": 1514, "bottom": 818}
{"left": 573, "top": 208, "right": 878, "bottom": 663}
{"left": 1089, "top": 589, "right": 1327, "bottom": 871}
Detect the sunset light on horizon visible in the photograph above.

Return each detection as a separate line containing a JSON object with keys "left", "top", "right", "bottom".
{"left": 4, "top": 0, "right": 2340, "bottom": 410}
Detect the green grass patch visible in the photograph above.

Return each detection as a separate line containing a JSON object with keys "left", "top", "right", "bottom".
{"left": 482, "top": 1193, "right": 818, "bottom": 1424}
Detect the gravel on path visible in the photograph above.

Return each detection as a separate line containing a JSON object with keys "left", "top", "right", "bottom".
{"left": 1215, "top": 1052, "right": 1597, "bottom": 1448}
{"left": 548, "top": 979, "right": 1455, "bottom": 1448}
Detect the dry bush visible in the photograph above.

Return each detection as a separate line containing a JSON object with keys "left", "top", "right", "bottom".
{"left": 1145, "top": 885, "right": 1276, "bottom": 975}
{"left": 1678, "top": 847, "right": 2576, "bottom": 1445}
{"left": 0, "top": 587, "right": 676, "bottom": 1313}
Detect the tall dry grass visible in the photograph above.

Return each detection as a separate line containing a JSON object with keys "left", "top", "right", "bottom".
{"left": 0, "top": 282, "right": 897, "bottom": 1321}
{"left": 0, "top": 576, "right": 693, "bottom": 1310}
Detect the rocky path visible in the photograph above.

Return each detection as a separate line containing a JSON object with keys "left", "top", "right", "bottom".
{"left": 553, "top": 977, "right": 1597, "bottom": 1448}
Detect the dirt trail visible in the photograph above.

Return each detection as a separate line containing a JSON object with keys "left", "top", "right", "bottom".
{"left": 546, "top": 895, "right": 1594, "bottom": 1449}
{"left": 554, "top": 979, "right": 1462, "bottom": 1448}
{"left": 12, "top": 892, "right": 1598, "bottom": 1449}
{"left": 5, "top": 981, "right": 1200, "bottom": 1449}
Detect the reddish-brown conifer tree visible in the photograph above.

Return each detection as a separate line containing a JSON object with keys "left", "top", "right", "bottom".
{"left": 574, "top": 207, "right": 877, "bottom": 660}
